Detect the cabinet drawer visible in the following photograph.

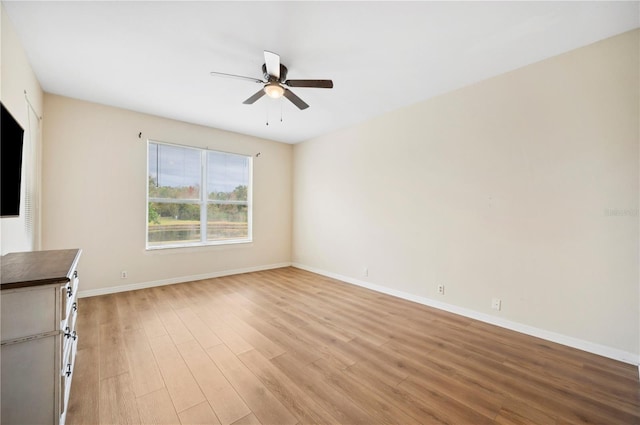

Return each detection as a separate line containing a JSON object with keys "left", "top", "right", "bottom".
{"left": 1, "top": 335, "right": 57, "bottom": 425}
{"left": 1, "top": 286, "right": 57, "bottom": 342}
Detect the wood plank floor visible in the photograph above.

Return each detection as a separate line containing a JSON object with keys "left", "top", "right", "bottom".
{"left": 67, "top": 267, "right": 640, "bottom": 425}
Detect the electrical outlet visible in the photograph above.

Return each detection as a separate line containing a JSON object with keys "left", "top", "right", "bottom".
{"left": 437, "top": 284, "right": 445, "bottom": 295}
{"left": 121, "top": 270, "right": 128, "bottom": 279}
{"left": 491, "top": 298, "right": 501, "bottom": 311}
{"left": 363, "top": 267, "right": 368, "bottom": 277}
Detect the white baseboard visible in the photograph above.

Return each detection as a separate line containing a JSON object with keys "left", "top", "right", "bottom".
{"left": 77, "top": 262, "right": 292, "bottom": 298}
{"left": 292, "top": 263, "right": 639, "bottom": 366}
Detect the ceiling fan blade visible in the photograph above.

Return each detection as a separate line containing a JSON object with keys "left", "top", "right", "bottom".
{"left": 243, "top": 89, "right": 266, "bottom": 105}
{"left": 210, "top": 71, "right": 263, "bottom": 84}
{"left": 283, "top": 89, "right": 309, "bottom": 110}
{"left": 264, "top": 51, "right": 280, "bottom": 80}
{"left": 284, "top": 79, "right": 333, "bottom": 89}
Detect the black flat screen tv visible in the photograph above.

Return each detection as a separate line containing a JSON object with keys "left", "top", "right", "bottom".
{"left": 1, "top": 102, "right": 25, "bottom": 217}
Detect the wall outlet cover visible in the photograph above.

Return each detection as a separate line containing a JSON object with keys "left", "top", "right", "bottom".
{"left": 491, "top": 298, "right": 501, "bottom": 310}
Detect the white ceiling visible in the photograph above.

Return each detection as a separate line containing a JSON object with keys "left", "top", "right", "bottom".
{"left": 3, "top": 1, "right": 639, "bottom": 144}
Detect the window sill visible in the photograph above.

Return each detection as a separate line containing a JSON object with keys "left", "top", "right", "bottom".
{"left": 145, "top": 238, "right": 253, "bottom": 252}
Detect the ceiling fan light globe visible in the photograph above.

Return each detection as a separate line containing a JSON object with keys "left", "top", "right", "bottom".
{"left": 264, "top": 83, "right": 285, "bottom": 99}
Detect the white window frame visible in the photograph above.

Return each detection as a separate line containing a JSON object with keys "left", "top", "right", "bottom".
{"left": 146, "top": 140, "right": 253, "bottom": 250}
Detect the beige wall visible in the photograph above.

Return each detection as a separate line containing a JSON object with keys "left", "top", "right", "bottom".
{"left": 0, "top": 4, "right": 44, "bottom": 254}
{"left": 42, "top": 95, "right": 292, "bottom": 293}
{"left": 293, "top": 30, "right": 639, "bottom": 358}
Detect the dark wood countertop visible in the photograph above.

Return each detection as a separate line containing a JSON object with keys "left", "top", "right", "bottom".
{"left": 1, "top": 249, "right": 82, "bottom": 290}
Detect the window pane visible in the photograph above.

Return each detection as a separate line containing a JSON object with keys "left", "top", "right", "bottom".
{"left": 207, "top": 152, "right": 249, "bottom": 201}
{"left": 148, "top": 202, "right": 201, "bottom": 246}
{"left": 149, "top": 143, "right": 201, "bottom": 200}
{"left": 207, "top": 204, "right": 248, "bottom": 241}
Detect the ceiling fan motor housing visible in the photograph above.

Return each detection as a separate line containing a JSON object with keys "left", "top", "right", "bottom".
{"left": 262, "top": 63, "right": 288, "bottom": 83}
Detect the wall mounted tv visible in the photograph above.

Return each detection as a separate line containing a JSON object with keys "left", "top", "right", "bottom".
{"left": 1, "top": 102, "right": 25, "bottom": 217}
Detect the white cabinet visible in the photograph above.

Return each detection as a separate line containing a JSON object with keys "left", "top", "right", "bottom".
{"left": 1, "top": 249, "right": 81, "bottom": 425}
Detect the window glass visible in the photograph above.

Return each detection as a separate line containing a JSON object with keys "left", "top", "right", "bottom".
{"left": 148, "top": 202, "right": 201, "bottom": 247}
{"left": 207, "top": 204, "right": 249, "bottom": 241}
{"left": 149, "top": 143, "right": 201, "bottom": 200}
{"left": 207, "top": 151, "right": 249, "bottom": 201}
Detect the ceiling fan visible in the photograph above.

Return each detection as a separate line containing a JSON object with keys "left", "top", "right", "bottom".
{"left": 210, "top": 51, "right": 333, "bottom": 110}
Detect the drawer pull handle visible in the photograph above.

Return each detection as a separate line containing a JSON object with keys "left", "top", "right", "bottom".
{"left": 65, "top": 364, "right": 72, "bottom": 377}
{"left": 66, "top": 286, "right": 73, "bottom": 298}
{"left": 74, "top": 270, "right": 78, "bottom": 278}
{"left": 72, "top": 302, "right": 78, "bottom": 312}
{"left": 64, "top": 326, "right": 71, "bottom": 339}
{"left": 72, "top": 331, "right": 77, "bottom": 341}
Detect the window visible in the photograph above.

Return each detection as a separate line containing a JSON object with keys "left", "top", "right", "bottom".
{"left": 147, "top": 141, "right": 252, "bottom": 249}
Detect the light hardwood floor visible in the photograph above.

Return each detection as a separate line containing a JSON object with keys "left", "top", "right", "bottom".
{"left": 67, "top": 267, "right": 640, "bottom": 424}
